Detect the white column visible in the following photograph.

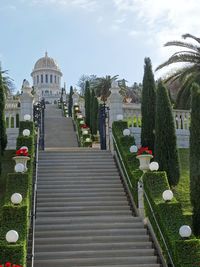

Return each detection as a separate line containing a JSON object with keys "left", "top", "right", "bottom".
{"left": 20, "top": 80, "right": 34, "bottom": 121}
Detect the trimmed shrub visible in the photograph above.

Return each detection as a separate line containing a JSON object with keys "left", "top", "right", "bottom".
{"left": 155, "top": 80, "right": 180, "bottom": 186}
{"left": 85, "top": 81, "right": 91, "bottom": 127}
{"left": 141, "top": 57, "right": 156, "bottom": 152}
{"left": 0, "top": 244, "right": 25, "bottom": 266}
{"left": 18, "top": 121, "right": 34, "bottom": 136}
{"left": 190, "top": 83, "right": 200, "bottom": 236}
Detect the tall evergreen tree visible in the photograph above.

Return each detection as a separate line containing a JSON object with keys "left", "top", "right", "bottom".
{"left": 92, "top": 96, "right": 99, "bottom": 135}
{"left": 155, "top": 80, "right": 180, "bottom": 186}
{"left": 68, "top": 86, "right": 73, "bottom": 117}
{"left": 141, "top": 57, "right": 156, "bottom": 151}
{"left": 0, "top": 70, "right": 7, "bottom": 174}
{"left": 85, "top": 81, "right": 91, "bottom": 126}
{"left": 90, "top": 89, "right": 95, "bottom": 134}
{"left": 190, "top": 83, "right": 200, "bottom": 236}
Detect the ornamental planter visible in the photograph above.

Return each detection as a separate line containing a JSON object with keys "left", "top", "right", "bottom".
{"left": 136, "top": 154, "right": 153, "bottom": 173}
{"left": 13, "top": 156, "right": 30, "bottom": 171}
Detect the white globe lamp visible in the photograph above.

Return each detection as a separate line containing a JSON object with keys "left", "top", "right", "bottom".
{"left": 129, "top": 145, "right": 138, "bottom": 153}
{"left": 123, "top": 129, "right": 130, "bottom": 136}
{"left": 6, "top": 230, "right": 19, "bottom": 243}
{"left": 15, "top": 163, "right": 25, "bottom": 173}
{"left": 83, "top": 130, "right": 88, "bottom": 135}
{"left": 85, "top": 138, "right": 91, "bottom": 142}
{"left": 149, "top": 162, "right": 159, "bottom": 171}
{"left": 22, "top": 129, "right": 30, "bottom": 137}
{"left": 162, "top": 190, "right": 173, "bottom": 202}
{"left": 75, "top": 107, "right": 79, "bottom": 111}
{"left": 116, "top": 114, "right": 123, "bottom": 121}
{"left": 11, "top": 193, "right": 23, "bottom": 205}
{"left": 24, "top": 114, "right": 31, "bottom": 121}
{"left": 179, "top": 225, "right": 192, "bottom": 238}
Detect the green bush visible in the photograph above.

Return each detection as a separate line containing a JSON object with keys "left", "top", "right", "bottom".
{"left": 112, "top": 121, "right": 142, "bottom": 205}
{"left": 19, "top": 121, "right": 34, "bottom": 136}
{"left": 0, "top": 244, "right": 25, "bottom": 266}
{"left": 16, "top": 136, "right": 34, "bottom": 156}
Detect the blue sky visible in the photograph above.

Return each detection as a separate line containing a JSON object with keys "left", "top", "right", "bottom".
{"left": 1, "top": 0, "right": 200, "bottom": 92}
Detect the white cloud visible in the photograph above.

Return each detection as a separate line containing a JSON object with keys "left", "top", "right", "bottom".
{"left": 113, "top": 0, "right": 200, "bottom": 74}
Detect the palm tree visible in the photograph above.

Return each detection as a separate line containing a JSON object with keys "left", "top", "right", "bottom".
{"left": 156, "top": 33, "right": 200, "bottom": 109}
{"left": 93, "top": 75, "right": 119, "bottom": 102}
{"left": 0, "top": 67, "right": 15, "bottom": 96}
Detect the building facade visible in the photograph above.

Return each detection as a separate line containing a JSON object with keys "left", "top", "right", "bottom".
{"left": 31, "top": 52, "right": 63, "bottom": 103}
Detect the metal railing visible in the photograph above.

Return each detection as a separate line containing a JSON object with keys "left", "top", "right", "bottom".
{"left": 27, "top": 128, "right": 40, "bottom": 267}
{"left": 112, "top": 132, "right": 173, "bottom": 267}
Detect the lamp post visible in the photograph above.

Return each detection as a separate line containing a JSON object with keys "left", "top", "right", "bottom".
{"left": 33, "top": 99, "right": 45, "bottom": 150}
{"left": 99, "top": 101, "right": 109, "bottom": 150}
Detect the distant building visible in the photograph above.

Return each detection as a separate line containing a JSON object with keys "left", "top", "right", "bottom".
{"left": 31, "top": 52, "right": 63, "bottom": 103}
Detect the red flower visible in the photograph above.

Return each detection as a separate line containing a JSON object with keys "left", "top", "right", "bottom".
{"left": 137, "top": 147, "right": 152, "bottom": 156}
{"left": 80, "top": 124, "right": 88, "bottom": 129}
{"left": 16, "top": 148, "right": 29, "bottom": 157}
{"left": 5, "top": 262, "right": 12, "bottom": 267}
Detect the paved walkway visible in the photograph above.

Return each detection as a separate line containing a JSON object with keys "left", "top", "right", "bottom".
{"left": 44, "top": 104, "right": 78, "bottom": 148}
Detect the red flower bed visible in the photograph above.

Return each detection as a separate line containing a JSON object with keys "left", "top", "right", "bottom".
{"left": 137, "top": 147, "right": 152, "bottom": 156}
{"left": 16, "top": 148, "right": 28, "bottom": 157}
{"left": 1, "top": 263, "right": 22, "bottom": 267}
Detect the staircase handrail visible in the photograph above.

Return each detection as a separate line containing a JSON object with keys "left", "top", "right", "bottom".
{"left": 112, "top": 132, "right": 171, "bottom": 267}
{"left": 29, "top": 127, "right": 40, "bottom": 267}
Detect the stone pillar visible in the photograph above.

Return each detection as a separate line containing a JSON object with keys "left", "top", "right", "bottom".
{"left": 20, "top": 80, "right": 34, "bottom": 121}
{"left": 107, "top": 81, "right": 123, "bottom": 153}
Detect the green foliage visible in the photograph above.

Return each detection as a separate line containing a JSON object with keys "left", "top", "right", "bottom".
{"left": 155, "top": 80, "right": 180, "bottom": 186}
{"left": 85, "top": 81, "right": 91, "bottom": 126}
{"left": 143, "top": 172, "right": 190, "bottom": 265}
{"left": 175, "top": 239, "right": 200, "bottom": 267}
{"left": 0, "top": 244, "right": 25, "bottom": 265}
{"left": 68, "top": 86, "right": 73, "bottom": 117}
{"left": 112, "top": 121, "right": 142, "bottom": 205}
{"left": 190, "top": 83, "right": 200, "bottom": 236}
{"left": 90, "top": 89, "right": 99, "bottom": 135}
{"left": 0, "top": 70, "right": 7, "bottom": 175}
{"left": 0, "top": 120, "right": 35, "bottom": 266}
{"left": 19, "top": 121, "right": 34, "bottom": 136}
{"left": 141, "top": 57, "right": 156, "bottom": 151}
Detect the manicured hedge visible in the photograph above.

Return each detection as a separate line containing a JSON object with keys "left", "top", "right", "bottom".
{"left": 112, "top": 120, "right": 200, "bottom": 267}
{"left": 0, "top": 121, "right": 35, "bottom": 266}
{"left": 112, "top": 121, "right": 142, "bottom": 205}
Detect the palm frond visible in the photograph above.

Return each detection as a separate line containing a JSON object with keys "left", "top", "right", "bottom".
{"left": 182, "top": 33, "right": 200, "bottom": 44}
{"left": 164, "top": 40, "right": 200, "bottom": 52}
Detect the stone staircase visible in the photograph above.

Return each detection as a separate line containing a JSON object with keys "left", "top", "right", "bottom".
{"left": 33, "top": 149, "right": 162, "bottom": 267}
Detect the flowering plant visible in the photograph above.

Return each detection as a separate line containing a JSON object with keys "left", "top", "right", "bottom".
{"left": 80, "top": 124, "right": 89, "bottom": 129}
{"left": 0, "top": 262, "right": 22, "bottom": 267}
{"left": 16, "top": 148, "right": 29, "bottom": 157}
{"left": 137, "top": 147, "right": 152, "bottom": 156}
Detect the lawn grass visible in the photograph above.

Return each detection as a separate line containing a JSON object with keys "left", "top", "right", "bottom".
{"left": 173, "top": 148, "right": 192, "bottom": 218}
{"left": 0, "top": 150, "right": 15, "bottom": 218}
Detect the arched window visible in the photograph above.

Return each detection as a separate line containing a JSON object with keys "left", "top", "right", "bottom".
{"left": 41, "top": 74, "right": 43, "bottom": 83}
{"left": 50, "top": 74, "right": 53, "bottom": 83}
{"left": 37, "top": 75, "right": 39, "bottom": 84}
{"left": 45, "top": 90, "right": 49, "bottom": 95}
{"left": 16, "top": 114, "right": 19, "bottom": 128}
{"left": 45, "top": 74, "right": 48, "bottom": 83}
{"left": 6, "top": 117, "right": 9, "bottom": 128}
{"left": 11, "top": 117, "right": 14, "bottom": 128}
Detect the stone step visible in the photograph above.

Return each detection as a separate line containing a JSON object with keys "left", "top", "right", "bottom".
{"left": 36, "top": 215, "right": 139, "bottom": 225}
{"left": 34, "top": 256, "right": 157, "bottom": 266}
{"left": 36, "top": 200, "right": 128, "bottom": 207}
{"left": 35, "top": 222, "right": 144, "bottom": 231}
{"left": 35, "top": 235, "right": 150, "bottom": 245}
{"left": 34, "top": 241, "right": 153, "bottom": 252}
{"left": 35, "top": 248, "right": 155, "bottom": 259}
{"left": 37, "top": 210, "right": 132, "bottom": 217}
{"left": 37, "top": 205, "right": 130, "bottom": 212}
{"left": 35, "top": 228, "right": 147, "bottom": 238}
{"left": 37, "top": 192, "right": 126, "bottom": 198}
{"left": 37, "top": 187, "right": 124, "bottom": 193}
{"left": 37, "top": 180, "right": 122, "bottom": 185}
{"left": 37, "top": 175, "right": 120, "bottom": 180}
{"left": 36, "top": 196, "right": 128, "bottom": 202}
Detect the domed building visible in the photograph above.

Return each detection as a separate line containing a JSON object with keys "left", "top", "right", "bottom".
{"left": 31, "top": 52, "right": 63, "bottom": 103}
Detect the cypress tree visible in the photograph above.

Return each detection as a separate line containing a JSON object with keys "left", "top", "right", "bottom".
{"left": 0, "top": 70, "right": 7, "bottom": 174}
{"left": 190, "top": 83, "right": 200, "bottom": 236}
{"left": 92, "top": 96, "right": 99, "bottom": 135}
{"left": 141, "top": 57, "right": 156, "bottom": 151}
{"left": 155, "top": 80, "right": 180, "bottom": 186}
{"left": 68, "top": 86, "right": 73, "bottom": 117}
{"left": 90, "top": 89, "right": 95, "bottom": 134}
{"left": 85, "top": 81, "right": 91, "bottom": 127}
